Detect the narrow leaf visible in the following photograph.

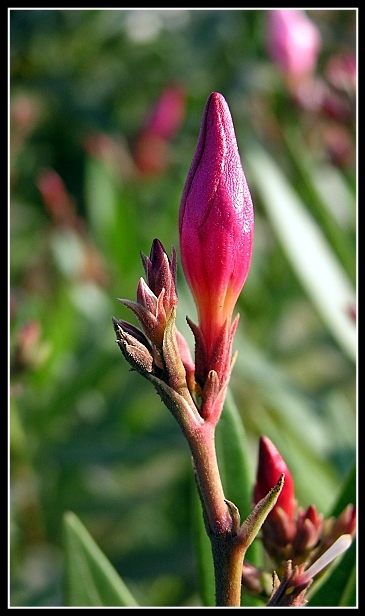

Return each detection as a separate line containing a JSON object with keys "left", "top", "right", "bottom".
{"left": 246, "top": 144, "right": 356, "bottom": 362}
{"left": 328, "top": 459, "right": 356, "bottom": 518}
{"left": 63, "top": 511, "right": 139, "bottom": 607}
{"left": 216, "top": 390, "right": 262, "bottom": 566}
{"left": 239, "top": 474, "right": 284, "bottom": 551}
{"left": 216, "top": 389, "right": 253, "bottom": 520}
{"left": 307, "top": 462, "right": 356, "bottom": 607}
{"left": 191, "top": 481, "right": 216, "bottom": 607}
{"left": 216, "top": 390, "right": 264, "bottom": 606}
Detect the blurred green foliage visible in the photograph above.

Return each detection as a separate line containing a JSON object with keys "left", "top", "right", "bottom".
{"left": 10, "top": 9, "right": 356, "bottom": 607}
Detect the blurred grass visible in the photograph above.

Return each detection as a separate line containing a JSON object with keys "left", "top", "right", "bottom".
{"left": 9, "top": 9, "right": 356, "bottom": 607}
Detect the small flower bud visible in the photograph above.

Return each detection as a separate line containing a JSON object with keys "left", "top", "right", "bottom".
{"left": 306, "top": 504, "right": 356, "bottom": 571}
{"left": 254, "top": 436, "right": 296, "bottom": 520}
{"left": 253, "top": 436, "right": 297, "bottom": 566}
{"left": 267, "top": 560, "right": 312, "bottom": 607}
{"left": 330, "top": 504, "right": 356, "bottom": 540}
{"left": 133, "top": 85, "right": 186, "bottom": 176}
{"left": 292, "top": 504, "right": 323, "bottom": 557}
{"left": 141, "top": 238, "right": 178, "bottom": 319}
{"left": 140, "top": 84, "right": 186, "bottom": 141}
{"left": 112, "top": 317, "right": 154, "bottom": 374}
{"left": 118, "top": 240, "right": 178, "bottom": 356}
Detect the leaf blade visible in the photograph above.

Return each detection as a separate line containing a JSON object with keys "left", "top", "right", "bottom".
{"left": 63, "top": 511, "right": 139, "bottom": 607}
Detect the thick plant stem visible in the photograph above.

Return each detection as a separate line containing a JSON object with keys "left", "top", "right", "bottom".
{"left": 187, "top": 421, "right": 245, "bottom": 606}
{"left": 188, "top": 421, "right": 232, "bottom": 536}
{"left": 211, "top": 535, "right": 246, "bottom": 607}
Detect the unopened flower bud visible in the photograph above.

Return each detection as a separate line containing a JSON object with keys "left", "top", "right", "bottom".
{"left": 141, "top": 238, "right": 178, "bottom": 319}
{"left": 140, "top": 84, "right": 186, "bottom": 141}
{"left": 179, "top": 92, "right": 253, "bottom": 415}
{"left": 306, "top": 504, "right": 356, "bottom": 571}
{"left": 330, "top": 504, "right": 356, "bottom": 540}
{"left": 116, "top": 239, "right": 179, "bottom": 369}
{"left": 112, "top": 317, "right": 154, "bottom": 374}
{"left": 254, "top": 436, "right": 296, "bottom": 520}
{"left": 267, "top": 560, "right": 312, "bottom": 607}
{"left": 253, "top": 436, "right": 297, "bottom": 566}
{"left": 134, "top": 85, "right": 186, "bottom": 176}
{"left": 266, "top": 10, "right": 321, "bottom": 79}
{"left": 292, "top": 504, "right": 323, "bottom": 560}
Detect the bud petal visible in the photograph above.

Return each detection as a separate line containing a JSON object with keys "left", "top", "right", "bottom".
{"left": 179, "top": 92, "right": 254, "bottom": 363}
{"left": 300, "top": 534, "right": 352, "bottom": 584}
{"left": 136, "top": 277, "right": 159, "bottom": 314}
{"left": 112, "top": 317, "right": 154, "bottom": 374}
{"left": 141, "top": 238, "right": 178, "bottom": 319}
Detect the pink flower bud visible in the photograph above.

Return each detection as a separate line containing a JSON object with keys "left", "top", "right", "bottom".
{"left": 141, "top": 84, "right": 186, "bottom": 140}
{"left": 254, "top": 436, "right": 296, "bottom": 520}
{"left": 179, "top": 92, "right": 254, "bottom": 371}
{"left": 134, "top": 84, "right": 186, "bottom": 176}
{"left": 37, "top": 168, "right": 80, "bottom": 230}
{"left": 292, "top": 504, "right": 323, "bottom": 557}
{"left": 266, "top": 10, "right": 321, "bottom": 79}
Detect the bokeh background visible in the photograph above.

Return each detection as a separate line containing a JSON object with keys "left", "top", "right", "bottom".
{"left": 10, "top": 9, "right": 356, "bottom": 607}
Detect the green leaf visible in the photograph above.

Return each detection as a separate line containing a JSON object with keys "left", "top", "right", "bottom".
{"left": 216, "top": 389, "right": 253, "bottom": 522}
{"left": 191, "top": 482, "right": 216, "bottom": 607}
{"left": 307, "top": 461, "right": 356, "bottom": 607}
{"left": 216, "top": 390, "right": 264, "bottom": 606}
{"left": 246, "top": 143, "right": 356, "bottom": 362}
{"left": 63, "top": 511, "right": 139, "bottom": 607}
{"left": 283, "top": 125, "right": 356, "bottom": 282}
{"left": 83, "top": 157, "right": 140, "bottom": 275}
{"left": 328, "top": 459, "right": 356, "bottom": 518}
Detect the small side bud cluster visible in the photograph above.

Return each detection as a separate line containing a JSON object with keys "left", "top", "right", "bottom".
{"left": 241, "top": 435, "right": 356, "bottom": 603}
{"left": 118, "top": 239, "right": 178, "bottom": 369}
{"left": 267, "top": 535, "right": 353, "bottom": 607}
{"left": 112, "top": 239, "right": 197, "bottom": 421}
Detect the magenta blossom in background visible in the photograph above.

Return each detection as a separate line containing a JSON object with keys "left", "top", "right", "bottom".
{"left": 141, "top": 84, "right": 186, "bottom": 140}
{"left": 179, "top": 92, "right": 254, "bottom": 391}
{"left": 134, "top": 84, "right": 186, "bottom": 176}
{"left": 266, "top": 9, "right": 321, "bottom": 79}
